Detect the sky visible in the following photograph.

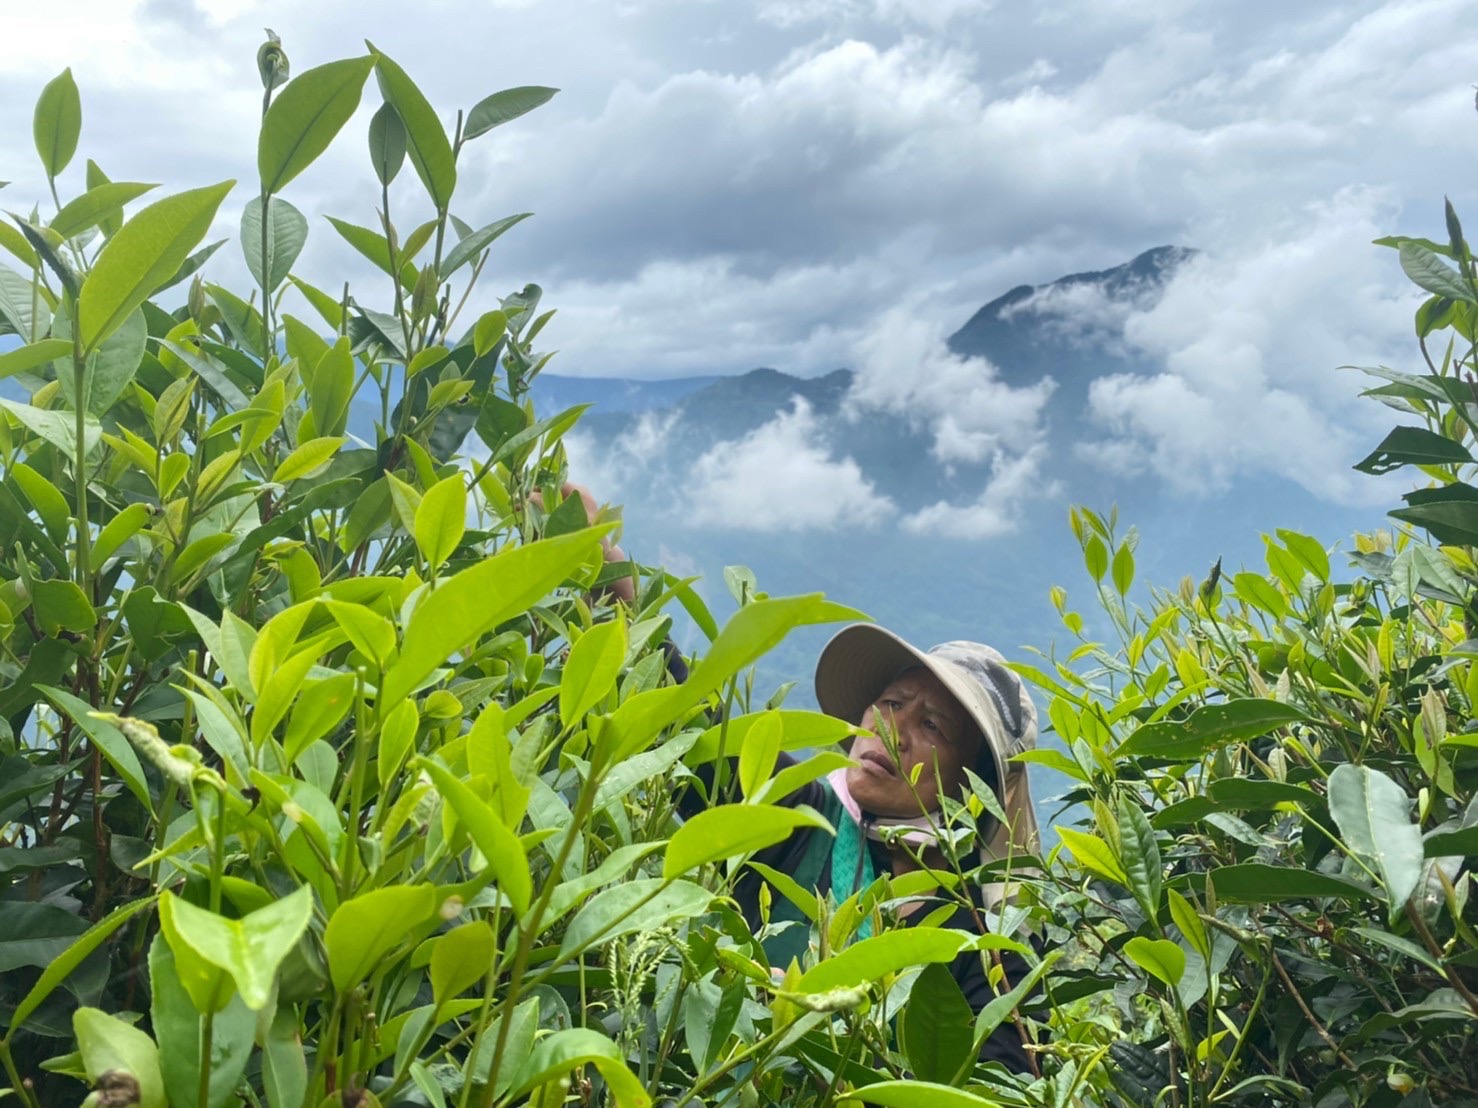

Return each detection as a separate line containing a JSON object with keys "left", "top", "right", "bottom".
{"left": 3, "top": 0, "right": 1477, "bottom": 519}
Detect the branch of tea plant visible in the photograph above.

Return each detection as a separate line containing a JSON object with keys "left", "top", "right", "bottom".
{"left": 378, "top": 196, "right": 414, "bottom": 360}
{"left": 474, "top": 761, "right": 608, "bottom": 1107}
{"left": 70, "top": 328, "right": 91, "bottom": 590}
{"left": 0, "top": 1040, "right": 42, "bottom": 1108}
{"left": 1268, "top": 947, "right": 1355, "bottom": 1068}
{"left": 441, "top": 250, "right": 490, "bottom": 339}
{"left": 1406, "top": 901, "right": 1478, "bottom": 1015}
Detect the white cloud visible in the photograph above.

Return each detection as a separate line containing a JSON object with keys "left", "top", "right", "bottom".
{"left": 847, "top": 308, "right": 1055, "bottom": 464}
{"left": 1080, "top": 188, "right": 1413, "bottom": 504}
{"left": 686, "top": 398, "right": 894, "bottom": 531}
{"left": 564, "top": 410, "right": 681, "bottom": 502}
{"left": 903, "top": 445, "right": 1054, "bottom": 539}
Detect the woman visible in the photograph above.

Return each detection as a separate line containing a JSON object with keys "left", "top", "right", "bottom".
{"left": 683, "top": 624, "right": 1043, "bottom": 1074}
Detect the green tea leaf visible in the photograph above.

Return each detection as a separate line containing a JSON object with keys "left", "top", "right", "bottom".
{"left": 273, "top": 435, "right": 346, "bottom": 483}
{"left": 370, "top": 47, "right": 456, "bottom": 209}
{"left": 560, "top": 618, "right": 627, "bottom": 730}
{"left": 33, "top": 68, "right": 81, "bottom": 179}
{"left": 325, "top": 885, "right": 439, "bottom": 991}
{"left": 10, "top": 461, "right": 69, "bottom": 541}
{"left": 73, "top": 1007, "right": 166, "bottom": 1108}
{"left": 85, "top": 159, "right": 124, "bottom": 238}
{"left": 473, "top": 309, "right": 507, "bottom": 357}
{"left": 381, "top": 528, "right": 605, "bottom": 707}
{"left": 79, "top": 181, "right": 235, "bottom": 351}
{"left": 1167, "top": 888, "right": 1209, "bottom": 960}
{"left": 262, "top": 1006, "right": 307, "bottom": 1108}
{"left": 1124, "top": 936, "right": 1185, "bottom": 987}
{"left": 53, "top": 301, "right": 147, "bottom": 415}
{"left": 440, "top": 212, "right": 532, "bottom": 277}
{"left": 414, "top": 473, "right": 467, "bottom": 570}
{"left": 258, "top": 55, "right": 376, "bottom": 194}
{"left": 149, "top": 939, "right": 254, "bottom": 1108}
{"left": 664, "top": 803, "right": 831, "bottom": 880}
{"left": 902, "top": 962, "right": 974, "bottom": 1084}
{"left": 368, "top": 100, "right": 407, "bottom": 185}
{"left": 241, "top": 195, "right": 308, "bottom": 292}
{"left": 1355, "top": 425, "right": 1474, "bottom": 475}
{"left": 417, "top": 757, "right": 531, "bottom": 914}
{"left": 0, "top": 338, "right": 69, "bottom": 381}
{"left": 7, "top": 896, "right": 153, "bottom": 1034}
{"left": 506, "top": 1028, "right": 649, "bottom": 1108}
{"left": 1328, "top": 763, "right": 1424, "bottom": 916}
{"left": 1399, "top": 241, "right": 1475, "bottom": 303}
{"left": 0, "top": 398, "right": 101, "bottom": 460}
{"left": 463, "top": 86, "right": 558, "bottom": 141}
{"left": 33, "top": 579, "right": 97, "bottom": 636}
{"left": 40, "top": 687, "right": 151, "bottom": 812}
{"left": 738, "top": 710, "right": 782, "bottom": 800}
{"left": 796, "top": 929, "right": 972, "bottom": 993}
{"left": 309, "top": 335, "right": 354, "bottom": 437}
{"left": 1117, "top": 792, "right": 1162, "bottom": 921}
{"left": 158, "top": 887, "right": 312, "bottom": 1010}
{"left": 560, "top": 879, "right": 713, "bottom": 957}
{"left": 1118, "top": 700, "right": 1308, "bottom": 761}
{"left": 51, "top": 182, "right": 156, "bottom": 239}
{"left": 1055, "top": 826, "right": 1128, "bottom": 886}
{"left": 430, "top": 920, "right": 495, "bottom": 1010}
{"left": 1208, "top": 862, "right": 1375, "bottom": 903}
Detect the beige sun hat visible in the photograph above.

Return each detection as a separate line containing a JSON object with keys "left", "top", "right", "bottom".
{"left": 814, "top": 624, "right": 1041, "bottom": 906}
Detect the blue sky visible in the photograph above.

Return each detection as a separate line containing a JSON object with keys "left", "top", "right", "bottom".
{"left": 3, "top": 0, "right": 1477, "bottom": 513}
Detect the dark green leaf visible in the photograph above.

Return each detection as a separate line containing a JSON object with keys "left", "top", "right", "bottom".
{"left": 1207, "top": 863, "right": 1375, "bottom": 903}
{"left": 463, "top": 86, "right": 558, "bottom": 141}
{"left": 902, "top": 962, "right": 974, "bottom": 1084}
{"left": 1399, "top": 241, "right": 1475, "bottom": 303}
{"left": 240, "top": 195, "right": 308, "bottom": 293}
{"left": 370, "top": 47, "right": 456, "bottom": 209}
{"left": 440, "top": 212, "right": 531, "bottom": 277}
{"left": 1328, "top": 763, "right": 1423, "bottom": 915}
{"left": 1354, "top": 425, "right": 1474, "bottom": 475}
{"left": 1119, "top": 700, "right": 1308, "bottom": 761}
{"left": 368, "top": 101, "right": 407, "bottom": 185}
{"left": 73, "top": 1007, "right": 166, "bottom": 1108}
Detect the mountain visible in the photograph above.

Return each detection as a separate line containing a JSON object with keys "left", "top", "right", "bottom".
{"left": 544, "top": 247, "right": 1388, "bottom": 823}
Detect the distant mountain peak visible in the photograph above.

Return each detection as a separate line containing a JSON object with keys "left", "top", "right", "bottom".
{"left": 946, "top": 244, "right": 1194, "bottom": 390}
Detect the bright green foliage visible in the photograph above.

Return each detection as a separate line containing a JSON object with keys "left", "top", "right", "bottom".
{"left": 10, "top": 31, "right": 1475, "bottom": 1108}
{"left": 1022, "top": 221, "right": 1478, "bottom": 1102}
{"left": 4, "top": 39, "right": 1064, "bottom": 1108}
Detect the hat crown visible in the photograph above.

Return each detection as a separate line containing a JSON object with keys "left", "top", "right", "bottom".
{"left": 926, "top": 641, "right": 1038, "bottom": 756}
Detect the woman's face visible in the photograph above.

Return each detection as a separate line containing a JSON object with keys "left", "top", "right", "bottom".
{"left": 844, "top": 667, "right": 984, "bottom": 819}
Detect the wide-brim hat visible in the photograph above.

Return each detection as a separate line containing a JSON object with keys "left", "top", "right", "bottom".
{"left": 814, "top": 624, "right": 1038, "bottom": 806}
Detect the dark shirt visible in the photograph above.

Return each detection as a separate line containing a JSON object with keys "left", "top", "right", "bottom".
{"left": 678, "top": 753, "right": 1035, "bottom": 1074}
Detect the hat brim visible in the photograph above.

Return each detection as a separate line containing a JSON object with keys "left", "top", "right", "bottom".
{"left": 814, "top": 624, "right": 1011, "bottom": 804}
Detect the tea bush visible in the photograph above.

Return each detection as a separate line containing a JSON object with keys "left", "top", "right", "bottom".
{"left": 3, "top": 31, "right": 1476, "bottom": 1108}
{"left": 1021, "top": 214, "right": 1478, "bottom": 1106}
{"left": 0, "top": 36, "right": 1061, "bottom": 1108}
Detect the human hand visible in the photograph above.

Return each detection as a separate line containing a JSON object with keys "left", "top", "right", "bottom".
{"left": 530, "top": 482, "right": 635, "bottom": 603}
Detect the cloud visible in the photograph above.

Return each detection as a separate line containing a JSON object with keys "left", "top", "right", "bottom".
{"left": 1080, "top": 188, "right": 1414, "bottom": 504}
{"left": 686, "top": 398, "right": 894, "bottom": 531}
{"left": 847, "top": 308, "right": 1055, "bottom": 465}
{"left": 902, "top": 445, "right": 1053, "bottom": 539}
{"left": 564, "top": 410, "right": 681, "bottom": 502}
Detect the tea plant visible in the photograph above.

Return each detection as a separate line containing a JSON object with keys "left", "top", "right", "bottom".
{"left": 0, "top": 37, "right": 1060, "bottom": 1108}
{"left": 1021, "top": 206, "right": 1478, "bottom": 1106}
